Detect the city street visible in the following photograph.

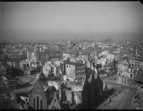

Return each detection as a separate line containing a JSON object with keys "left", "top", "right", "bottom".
{"left": 104, "top": 81, "right": 138, "bottom": 89}
{"left": 99, "top": 85, "right": 137, "bottom": 109}
{"left": 111, "top": 88, "right": 137, "bottom": 109}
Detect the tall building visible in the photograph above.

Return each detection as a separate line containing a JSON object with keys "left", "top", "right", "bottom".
{"left": 129, "top": 58, "right": 140, "bottom": 69}
{"left": 117, "top": 61, "right": 136, "bottom": 85}
{"left": 64, "top": 61, "right": 85, "bottom": 82}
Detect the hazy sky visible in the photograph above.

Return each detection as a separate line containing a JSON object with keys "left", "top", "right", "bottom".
{"left": 0, "top": 1, "right": 143, "bottom": 41}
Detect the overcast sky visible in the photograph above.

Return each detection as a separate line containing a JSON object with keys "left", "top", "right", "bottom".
{"left": 0, "top": 1, "right": 143, "bottom": 42}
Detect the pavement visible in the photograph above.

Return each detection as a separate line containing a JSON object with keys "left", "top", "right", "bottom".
{"left": 98, "top": 86, "right": 137, "bottom": 109}
{"left": 112, "top": 88, "right": 137, "bottom": 109}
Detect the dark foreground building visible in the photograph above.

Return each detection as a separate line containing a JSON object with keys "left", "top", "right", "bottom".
{"left": 82, "top": 68, "right": 103, "bottom": 109}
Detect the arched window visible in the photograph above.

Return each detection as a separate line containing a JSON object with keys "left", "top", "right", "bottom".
{"left": 34, "top": 98, "right": 35, "bottom": 109}
{"left": 41, "top": 100, "right": 43, "bottom": 109}
{"left": 37, "top": 96, "right": 39, "bottom": 109}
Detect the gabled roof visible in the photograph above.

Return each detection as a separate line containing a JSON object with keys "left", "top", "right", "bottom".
{"left": 7, "top": 55, "right": 26, "bottom": 61}
{"left": 28, "top": 80, "right": 45, "bottom": 96}
{"left": 16, "top": 83, "right": 32, "bottom": 90}
{"left": 48, "top": 92, "right": 61, "bottom": 109}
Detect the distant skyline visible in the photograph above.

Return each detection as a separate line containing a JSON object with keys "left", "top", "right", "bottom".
{"left": 0, "top": 1, "right": 143, "bottom": 42}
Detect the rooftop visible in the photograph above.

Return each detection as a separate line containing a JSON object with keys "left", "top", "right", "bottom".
{"left": 7, "top": 55, "right": 27, "bottom": 61}
{"left": 64, "top": 61, "right": 85, "bottom": 66}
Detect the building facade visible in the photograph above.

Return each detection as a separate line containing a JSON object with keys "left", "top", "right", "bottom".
{"left": 117, "top": 61, "right": 136, "bottom": 85}
{"left": 64, "top": 61, "right": 85, "bottom": 82}
{"left": 28, "top": 81, "right": 48, "bottom": 109}
{"left": 48, "top": 92, "right": 61, "bottom": 109}
{"left": 37, "top": 52, "right": 49, "bottom": 63}
{"left": 129, "top": 59, "right": 140, "bottom": 69}
{"left": 132, "top": 84, "right": 143, "bottom": 109}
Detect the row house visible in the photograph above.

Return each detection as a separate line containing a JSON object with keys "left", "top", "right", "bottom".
{"left": 37, "top": 51, "right": 49, "bottom": 63}
{"left": 137, "top": 59, "right": 143, "bottom": 69}
{"left": 7, "top": 55, "right": 26, "bottom": 69}
{"left": 129, "top": 58, "right": 143, "bottom": 71}
{"left": 27, "top": 50, "right": 37, "bottom": 63}
{"left": 117, "top": 61, "right": 136, "bottom": 85}
{"left": 63, "top": 61, "right": 85, "bottom": 82}
{"left": 27, "top": 50, "right": 49, "bottom": 64}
